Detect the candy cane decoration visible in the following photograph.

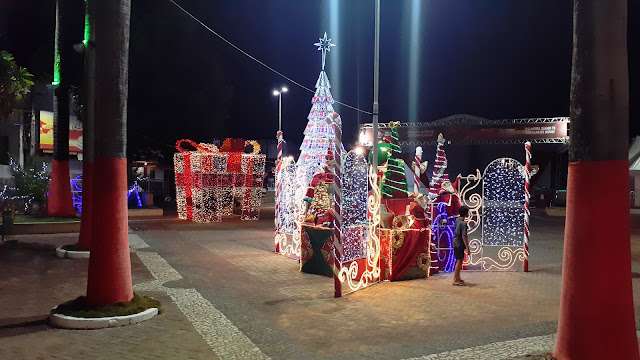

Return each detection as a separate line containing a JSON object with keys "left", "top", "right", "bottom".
{"left": 274, "top": 130, "right": 284, "bottom": 250}
{"left": 331, "top": 125, "right": 343, "bottom": 235}
{"left": 328, "top": 114, "right": 345, "bottom": 296}
{"left": 276, "top": 130, "right": 284, "bottom": 174}
{"left": 523, "top": 141, "right": 532, "bottom": 272}
{"left": 328, "top": 113, "right": 344, "bottom": 261}
{"left": 413, "top": 146, "right": 423, "bottom": 194}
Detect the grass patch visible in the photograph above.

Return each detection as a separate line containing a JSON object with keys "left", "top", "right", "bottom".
{"left": 13, "top": 215, "right": 80, "bottom": 224}
{"left": 52, "top": 293, "right": 161, "bottom": 318}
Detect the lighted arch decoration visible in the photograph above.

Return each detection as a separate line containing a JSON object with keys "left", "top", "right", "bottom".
{"left": 466, "top": 158, "right": 527, "bottom": 271}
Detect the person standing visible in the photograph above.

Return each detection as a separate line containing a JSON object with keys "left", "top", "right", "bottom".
{"left": 453, "top": 206, "right": 470, "bottom": 286}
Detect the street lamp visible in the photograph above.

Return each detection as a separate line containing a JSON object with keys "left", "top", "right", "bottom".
{"left": 273, "top": 86, "right": 288, "bottom": 131}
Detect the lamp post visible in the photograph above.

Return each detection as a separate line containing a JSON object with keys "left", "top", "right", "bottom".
{"left": 273, "top": 86, "right": 288, "bottom": 171}
{"left": 273, "top": 86, "right": 288, "bottom": 235}
{"left": 371, "top": 0, "right": 380, "bottom": 175}
{"left": 273, "top": 86, "right": 288, "bottom": 132}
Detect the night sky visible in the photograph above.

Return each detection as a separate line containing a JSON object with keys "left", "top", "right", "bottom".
{"left": 1, "top": 0, "right": 638, "bottom": 158}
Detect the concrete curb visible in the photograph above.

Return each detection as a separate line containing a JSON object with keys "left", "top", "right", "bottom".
{"left": 544, "top": 208, "right": 566, "bottom": 217}
{"left": 55, "top": 245, "right": 90, "bottom": 259}
{"left": 13, "top": 221, "right": 81, "bottom": 234}
{"left": 49, "top": 307, "right": 158, "bottom": 330}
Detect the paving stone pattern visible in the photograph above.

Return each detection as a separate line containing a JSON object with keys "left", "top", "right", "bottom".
{"left": 0, "top": 213, "right": 639, "bottom": 359}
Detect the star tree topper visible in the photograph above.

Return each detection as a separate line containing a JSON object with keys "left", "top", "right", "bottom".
{"left": 314, "top": 32, "right": 336, "bottom": 71}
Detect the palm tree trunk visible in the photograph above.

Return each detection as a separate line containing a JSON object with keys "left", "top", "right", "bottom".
{"left": 555, "top": 1, "right": 637, "bottom": 359}
{"left": 49, "top": 0, "right": 77, "bottom": 217}
{"left": 77, "top": 0, "right": 95, "bottom": 251}
{"left": 86, "top": 0, "right": 132, "bottom": 305}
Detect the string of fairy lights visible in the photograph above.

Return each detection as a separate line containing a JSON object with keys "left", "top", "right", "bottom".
{"left": 482, "top": 158, "right": 526, "bottom": 247}
{"left": 340, "top": 149, "right": 369, "bottom": 262}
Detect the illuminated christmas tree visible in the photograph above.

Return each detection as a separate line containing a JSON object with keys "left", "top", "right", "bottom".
{"left": 381, "top": 122, "right": 409, "bottom": 198}
{"left": 428, "top": 133, "right": 450, "bottom": 199}
{"left": 294, "top": 33, "right": 345, "bottom": 208}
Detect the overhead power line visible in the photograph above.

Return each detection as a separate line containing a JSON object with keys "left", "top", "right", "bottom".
{"left": 168, "top": 0, "right": 373, "bottom": 115}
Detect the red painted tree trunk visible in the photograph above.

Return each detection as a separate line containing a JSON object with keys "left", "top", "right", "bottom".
{"left": 555, "top": 1, "right": 638, "bottom": 359}
{"left": 49, "top": 0, "right": 79, "bottom": 217}
{"left": 86, "top": 0, "right": 132, "bottom": 305}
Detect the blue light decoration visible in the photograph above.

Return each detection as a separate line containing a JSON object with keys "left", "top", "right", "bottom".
{"left": 66, "top": 175, "right": 146, "bottom": 214}
{"left": 431, "top": 202, "right": 456, "bottom": 272}
{"left": 71, "top": 175, "right": 83, "bottom": 214}
{"left": 127, "top": 181, "right": 143, "bottom": 209}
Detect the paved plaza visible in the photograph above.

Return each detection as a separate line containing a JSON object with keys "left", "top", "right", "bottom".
{"left": 1, "top": 209, "right": 640, "bottom": 359}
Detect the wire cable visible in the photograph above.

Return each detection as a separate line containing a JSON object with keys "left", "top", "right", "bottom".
{"left": 168, "top": 0, "right": 372, "bottom": 115}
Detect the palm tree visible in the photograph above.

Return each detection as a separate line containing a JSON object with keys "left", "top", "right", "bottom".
{"left": 49, "top": 0, "right": 79, "bottom": 217}
{"left": 555, "top": 1, "right": 638, "bottom": 359}
{"left": 0, "top": 51, "right": 34, "bottom": 121}
{"left": 86, "top": 0, "right": 133, "bottom": 305}
{"left": 77, "top": 0, "right": 94, "bottom": 251}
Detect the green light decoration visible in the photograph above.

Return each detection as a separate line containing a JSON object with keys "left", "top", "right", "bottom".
{"left": 380, "top": 122, "right": 409, "bottom": 198}
{"left": 370, "top": 142, "right": 392, "bottom": 166}
{"left": 83, "top": 0, "right": 90, "bottom": 47}
{"left": 52, "top": 52, "right": 60, "bottom": 86}
{"left": 52, "top": 2, "right": 61, "bottom": 86}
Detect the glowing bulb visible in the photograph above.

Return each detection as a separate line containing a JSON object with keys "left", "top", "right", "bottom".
{"left": 354, "top": 146, "right": 365, "bottom": 156}
{"left": 281, "top": 86, "right": 288, "bottom": 93}
{"left": 273, "top": 90, "right": 280, "bottom": 96}
{"left": 358, "top": 130, "right": 371, "bottom": 146}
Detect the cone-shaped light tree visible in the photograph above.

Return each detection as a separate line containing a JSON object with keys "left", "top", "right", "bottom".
{"left": 49, "top": 0, "right": 81, "bottom": 217}
{"left": 86, "top": 0, "right": 133, "bottom": 305}
{"left": 555, "top": 1, "right": 638, "bottom": 359}
{"left": 380, "top": 122, "right": 408, "bottom": 198}
{"left": 76, "top": 0, "right": 94, "bottom": 251}
{"left": 294, "top": 33, "right": 345, "bottom": 209}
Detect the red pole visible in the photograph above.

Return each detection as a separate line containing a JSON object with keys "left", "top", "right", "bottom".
{"left": 86, "top": 0, "right": 133, "bottom": 305}
{"left": 555, "top": 1, "right": 638, "bottom": 358}
{"left": 333, "top": 255, "right": 342, "bottom": 298}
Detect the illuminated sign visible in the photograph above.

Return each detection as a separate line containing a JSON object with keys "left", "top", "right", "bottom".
{"left": 39, "top": 111, "right": 83, "bottom": 154}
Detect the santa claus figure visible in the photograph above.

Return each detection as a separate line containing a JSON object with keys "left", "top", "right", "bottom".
{"left": 303, "top": 150, "right": 338, "bottom": 226}
{"left": 435, "top": 179, "right": 462, "bottom": 218}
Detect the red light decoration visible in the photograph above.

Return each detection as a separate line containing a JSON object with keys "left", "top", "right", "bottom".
{"left": 174, "top": 139, "right": 265, "bottom": 222}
